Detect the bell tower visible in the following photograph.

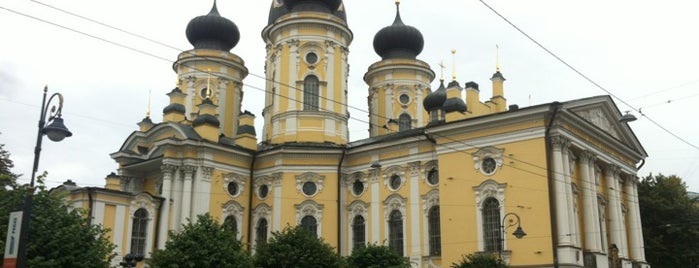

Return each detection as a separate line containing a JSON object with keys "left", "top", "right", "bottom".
{"left": 261, "top": 0, "right": 353, "bottom": 145}
{"left": 364, "top": 0, "right": 434, "bottom": 137}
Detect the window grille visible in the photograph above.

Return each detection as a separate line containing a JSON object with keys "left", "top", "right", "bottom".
{"left": 388, "top": 210, "right": 404, "bottom": 256}
{"left": 482, "top": 198, "right": 502, "bottom": 252}
{"left": 352, "top": 215, "right": 366, "bottom": 249}
{"left": 130, "top": 208, "right": 148, "bottom": 255}
{"left": 303, "top": 76, "right": 319, "bottom": 111}
{"left": 428, "top": 206, "right": 442, "bottom": 256}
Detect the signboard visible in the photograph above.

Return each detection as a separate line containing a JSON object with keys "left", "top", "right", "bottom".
{"left": 3, "top": 211, "right": 23, "bottom": 268}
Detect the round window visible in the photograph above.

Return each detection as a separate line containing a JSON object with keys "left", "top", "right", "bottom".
{"left": 302, "top": 181, "right": 317, "bottom": 196}
{"left": 305, "top": 52, "right": 318, "bottom": 64}
{"left": 227, "top": 181, "right": 239, "bottom": 196}
{"left": 399, "top": 93, "right": 410, "bottom": 104}
{"left": 482, "top": 157, "right": 497, "bottom": 175}
{"left": 352, "top": 180, "right": 364, "bottom": 196}
{"left": 427, "top": 169, "right": 439, "bottom": 185}
{"left": 258, "top": 184, "right": 269, "bottom": 199}
{"left": 389, "top": 174, "right": 402, "bottom": 190}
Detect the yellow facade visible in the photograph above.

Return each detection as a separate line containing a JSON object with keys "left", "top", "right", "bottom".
{"left": 57, "top": 1, "right": 650, "bottom": 268}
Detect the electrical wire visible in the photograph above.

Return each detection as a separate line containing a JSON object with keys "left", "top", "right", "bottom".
{"left": 0, "top": 2, "right": 649, "bottom": 207}
{"left": 478, "top": 0, "right": 699, "bottom": 151}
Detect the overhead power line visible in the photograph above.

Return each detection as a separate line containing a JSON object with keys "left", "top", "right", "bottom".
{"left": 478, "top": 0, "right": 699, "bottom": 151}
{"left": 0, "top": 2, "right": 653, "bottom": 204}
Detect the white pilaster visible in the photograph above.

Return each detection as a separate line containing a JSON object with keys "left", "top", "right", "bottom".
{"left": 561, "top": 149, "right": 579, "bottom": 247}
{"left": 157, "top": 164, "right": 176, "bottom": 249}
{"left": 408, "top": 162, "right": 421, "bottom": 264}
{"left": 181, "top": 165, "right": 195, "bottom": 225}
{"left": 172, "top": 167, "right": 183, "bottom": 231}
{"left": 551, "top": 136, "right": 572, "bottom": 245}
{"left": 627, "top": 179, "right": 646, "bottom": 262}
{"left": 273, "top": 173, "right": 283, "bottom": 231}
{"left": 580, "top": 151, "right": 601, "bottom": 252}
{"left": 371, "top": 167, "right": 380, "bottom": 243}
{"left": 605, "top": 165, "right": 625, "bottom": 257}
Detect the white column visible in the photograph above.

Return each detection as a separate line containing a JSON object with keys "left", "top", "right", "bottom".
{"left": 626, "top": 178, "right": 646, "bottom": 261}
{"left": 370, "top": 168, "right": 380, "bottom": 243}
{"left": 273, "top": 173, "right": 283, "bottom": 231}
{"left": 180, "top": 165, "right": 196, "bottom": 225}
{"left": 579, "top": 151, "right": 601, "bottom": 252}
{"left": 562, "top": 149, "right": 579, "bottom": 246}
{"left": 157, "top": 164, "right": 176, "bottom": 249}
{"left": 619, "top": 176, "right": 630, "bottom": 258}
{"left": 551, "top": 136, "right": 572, "bottom": 245}
{"left": 171, "top": 168, "right": 183, "bottom": 231}
{"left": 408, "top": 162, "right": 421, "bottom": 265}
{"left": 605, "top": 165, "right": 624, "bottom": 257}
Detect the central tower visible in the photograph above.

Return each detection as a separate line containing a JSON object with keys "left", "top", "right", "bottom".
{"left": 262, "top": 0, "right": 353, "bottom": 145}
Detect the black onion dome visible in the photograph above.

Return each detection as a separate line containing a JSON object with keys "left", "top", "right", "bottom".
{"left": 491, "top": 71, "right": 506, "bottom": 80}
{"left": 268, "top": 0, "right": 346, "bottom": 25}
{"left": 186, "top": 1, "right": 240, "bottom": 51}
{"left": 423, "top": 80, "right": 447, "bottom": 111}
{"left": 443, "top": 97, "right": 467, "bottom": 113}
{"left": 163, "top": 103, "right": 186, "bottom": 114}
{"left": 193, "top": 114, "right": 221, "bottom": 128}
{"left": 373, "top": 2, "right": 424, "bottom": 60}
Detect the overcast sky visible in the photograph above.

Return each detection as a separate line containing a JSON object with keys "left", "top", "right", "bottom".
{"left": 1, "top": 0, "right": 698, "bottom": 192}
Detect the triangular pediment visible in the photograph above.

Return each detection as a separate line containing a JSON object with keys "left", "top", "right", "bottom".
{"left": 564, "top": 96, "right": 647, "bottom": 158}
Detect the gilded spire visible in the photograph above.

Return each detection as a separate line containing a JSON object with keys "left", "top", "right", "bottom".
{"left": 451, "top": 48, "right": 457, "bottom": 82}
{"left": 438, "top": 60, "right": 446, "bottom": 82}
{"left": 146, "top": 90, "right": 151, "bottom": 118}
{"left": 206, "top": 69, "right": 213, "bottom": 99}
{"left": 496, "top": 44, "right": 501, "bottom": 72}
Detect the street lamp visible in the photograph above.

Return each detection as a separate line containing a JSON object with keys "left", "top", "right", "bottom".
{"left": 499, "top": 212, "right": 527, "bottom": 263}
{"left": 15, "top": 86, "right": 72, "bottom": 268}
{"left": 119, "top": 253, "right": 144, "bottom": 268}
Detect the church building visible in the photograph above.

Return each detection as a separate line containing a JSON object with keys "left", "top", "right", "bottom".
{"left": 57, "top": 1, "right": 650, "bottom": 267}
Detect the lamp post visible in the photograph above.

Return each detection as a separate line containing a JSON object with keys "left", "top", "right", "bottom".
{"left": 119, "top": 253, "right": 144, "bottom": 268}
{"left": 15, "top": 86, "right": 72, "bottom": 268}
{"left": 499, "top": 212, "right": 527, "bottom": 263}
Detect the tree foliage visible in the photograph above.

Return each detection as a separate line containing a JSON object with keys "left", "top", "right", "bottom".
{"left": 149, "top": 213, "right": 252, "bottom": 268}
{"left": 639, "top": 173, "right": 699, "bottom": 267}
{"left": 451, "top": 253, "right": 508, "bottom": 268}
{"left": 346, "top": 243, "right": 410, "bottom": 268}
{"left": 0, "top": 173, "right": 116, "bottom": 267}
{"left": 0, "top": 139, "right": 17, "bottom": 187}
{"left": 253, "top": 225, "right": 343, "bottom": 268}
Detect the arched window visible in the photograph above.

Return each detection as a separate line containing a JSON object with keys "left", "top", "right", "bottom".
{"left": 352, "top": 215, "right": 366, "bottom": 249}
{"left": 398, "top": 113, "right": 412, "bottom": 131}
{"left": 130, "top": 208, "right": 149, "bottom": 255}
{"left": 301, "top": 215, "right": 318, "bottom": 237}
{"left": 303, "top": 75, "right": 320, "bottom": 111}
{"left": 482, "top": 197, "right": 502, "bottom": 252}
{"left": 256, "top": 218, "right": 268, "bottom": 244}
{"left": 224, "top": 215, "right": 237, "bottom": 234}
{"left": 428, "top": 206, "right": 441, "bottom": 256}
{"left": 388, "top": 210, "right": 404, "bottom": 256}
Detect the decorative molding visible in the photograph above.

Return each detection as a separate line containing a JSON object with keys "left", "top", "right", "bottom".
{"left": 409, "top": 161, "right": 421, "bottom": 177}
{"left": 383, "top": 165, "right": 406, "bottom": 190}
{"left": 201, "top": 166, "right": 214, "bottom": 182}
{"left": 473, "top": 179, "right": 507, "bottom": 208}
{"left": 422, "top": 189, "right": 440, "bottom": 215}
{"left": 383, "top": 194, "right": 407, "bottom": 220}
{"left": 295, "top": 200, "right": 324, "bottom": 224}
{"left": 295, "top": 172, "right": 325, "bottom": 197}
{"left": 574, "top": 107, "right": 620, "bottom": 139}
{"left": 130, "top": 193, "right": 157, "bottom": 220}
{"left": 550, "top": 135, "right": 571, "bottom": 150}
{"left": 182, "top": 165, "right": 196, "bottom": 178}
{"left": 223, "top": 173, "right": 246, "bottom": 198}
{"left": 472, "top": 146, "right": 505, "bottom": 176}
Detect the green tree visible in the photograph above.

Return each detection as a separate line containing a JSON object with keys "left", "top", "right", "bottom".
{"left": 0, "top": 139, "right": 18, "bottom": 187}
{"left": 253, "top": 225, "right": 343, "bottom": 268}
{"left": 0, "top": 173, "right": 116, "bottom": 267}
{"left": 149, "top": 213, "right": 252, "bottom": 268}
{"left": 346, "top": 243, "right": 410, "bottom": 268}
{"left": 639, "top": 173, "right": 699, "bottom": 267}
{"left": 451, "top": 253, "right": 508, "bottom": 268}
